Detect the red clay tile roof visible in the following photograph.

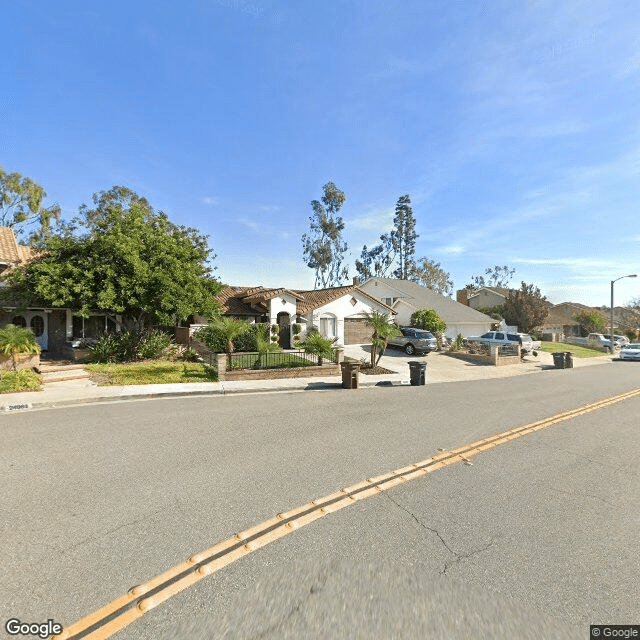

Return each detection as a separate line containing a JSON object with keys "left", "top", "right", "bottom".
{"left": 0, "top": 227, "right": 34, "bottom": 268}
{"left": 293, "top": 284, "right": 395, "bottom": 315}
{"left": 216, "top": 283, "right": 394, "bottom": 317}
{"left": 0, "top": 227, "right": 21, "bottom": 263}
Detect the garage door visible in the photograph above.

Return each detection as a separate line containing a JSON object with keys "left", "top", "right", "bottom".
{"left": 344, "top": 318, "right": 371, "bottom": 344}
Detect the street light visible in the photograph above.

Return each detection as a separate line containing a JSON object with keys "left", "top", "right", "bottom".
{"left": 611, "top": 274, "right": 637, "bottom": 351}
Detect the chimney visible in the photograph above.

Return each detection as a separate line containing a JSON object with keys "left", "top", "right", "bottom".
{"left": 353, "top": 276, "right": 360, "bottom": 286}
{"left": 456, "top": 289, "right": 469, "bottom": 306}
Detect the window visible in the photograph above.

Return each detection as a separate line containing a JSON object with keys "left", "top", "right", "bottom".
{"left": 72, "top": 314, "right": 117, "bottom": 339}
{"left": 12, "top": 315, "right": 27, "bottom": 328}
{"left": 30, "top": 316, "right": 45, "bottom": 337}
{"left": 495, "top": 333, "right": 505, "bottom": 340}
{"left": 319, "top": 316, "right": 336, "bottom": 338}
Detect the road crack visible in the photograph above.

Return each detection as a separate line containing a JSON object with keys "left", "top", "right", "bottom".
{"left": 250, "top": 568, "right": 330, "bottom": 639}
{"left": 385, "top": 493, "right": 497, "bottom": 576}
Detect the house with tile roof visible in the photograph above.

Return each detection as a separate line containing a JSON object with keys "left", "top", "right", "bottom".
{"left": 0, "top": 226, "right": 122, "bottom": 353}
{"left": 215, "top": 282, "right": 395, "bottom": 347}
{"left": 361, "top": 277, "right": 494, "bottom": 339}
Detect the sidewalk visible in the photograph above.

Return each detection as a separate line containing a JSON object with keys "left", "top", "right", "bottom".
{"left": 1, "top": 348, "right": 615, "bottom": 413}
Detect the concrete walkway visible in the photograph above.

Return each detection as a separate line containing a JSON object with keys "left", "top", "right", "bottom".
{"left": 1, "top": 347, "right": 615, "bottom": 412}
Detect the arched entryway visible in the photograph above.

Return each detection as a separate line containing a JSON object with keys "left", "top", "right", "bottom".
{"left": 11, "top": 312, "right": 48, "bottom": 350}
{"left": 277, "top": 312, "right": 291, "bottom": 349}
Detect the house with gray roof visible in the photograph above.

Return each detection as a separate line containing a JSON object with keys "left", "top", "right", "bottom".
{"left": 361, "top": 277, "right": 494, "bottom": 339}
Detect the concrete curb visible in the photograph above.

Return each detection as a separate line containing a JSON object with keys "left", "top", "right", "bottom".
{"left": 1, "top": 375, "right": 411, "bottom": 412}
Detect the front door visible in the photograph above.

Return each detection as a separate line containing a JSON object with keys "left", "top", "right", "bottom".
{"left": 30, "top": 313, "right": 48, "bottom": 350}
{"left": 9, "top": 312, "right": 48, "bottom": 351}
{"left": 277, "top": 312, "right": 291, "bottom": 349}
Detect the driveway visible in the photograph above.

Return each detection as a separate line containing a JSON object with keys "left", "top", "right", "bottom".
{"left": 343, "top": 344, "right": 614, "bottom": 384}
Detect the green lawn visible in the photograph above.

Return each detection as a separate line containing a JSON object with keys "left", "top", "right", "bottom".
{"left": 87, "top": 360, "right": 218, "bottom": 385}
{"left": 539, "top": 341, "right": 607, "bottom": 358}
{"left": 227, "top": 352, "right": 318, "bottom": 370}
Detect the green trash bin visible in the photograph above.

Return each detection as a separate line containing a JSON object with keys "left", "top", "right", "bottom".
{"left": 408, "top": 361, "right": 427, "bottom": 385}
{"left": 340, "top": 361, "right": 361, "bottom": 389}
{"left": 552, "top": 352, "right": 566, "bottom": 369}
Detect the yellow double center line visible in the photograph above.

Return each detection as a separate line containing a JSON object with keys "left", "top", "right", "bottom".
{"left": 52, "top": 388, "right": 640, "bottom": 639}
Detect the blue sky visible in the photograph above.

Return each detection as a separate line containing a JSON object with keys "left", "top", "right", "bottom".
{"left": 3, "top": 0, "right": 640, "bottom": 305}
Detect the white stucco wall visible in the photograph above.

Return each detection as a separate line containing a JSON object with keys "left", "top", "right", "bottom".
{"left": 268, "top": 294, "right": 297, "bottom": 324}
{"left": 301, "top": 293, "right": 392, "bottom": 345}
{"left": 360, "top": 281, "right": 407, "bottom": 306}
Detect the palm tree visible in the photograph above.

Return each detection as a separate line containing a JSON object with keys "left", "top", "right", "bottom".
{"left": 365, "top": 312, "right": 402, "bottom": 366}
{"left": 301, "top": 330, "right": 336, "bottom": 365}
{"left": 0, "top": 324, "right": 41, "bottom": 371}
{"left": 211, "top": 317, "right": 252, "bottom": 358}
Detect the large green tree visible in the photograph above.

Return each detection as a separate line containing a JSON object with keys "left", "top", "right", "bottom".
{"left": 409, "top": 258, "right": 453, "bottom": 295}
{"left": 391, "top": 194, "right": 418, "bottom": 279}
{"left": 574, "top": 310, "right": 606, "bottom": 335}
{"left": 0, "top": 166, "right": 61, "bottom": 242}
{"left": 301, "top": 182, "right": 349, "bottom": 288}
{"left": 501, "top": 282, "right": 549, "bottom": 333}
{"left": 8, "top": 186, "right": 221, "bottom": 329}
{"left": 465, "top": 265, "right": 516, "bottom": 291}
{"left": 355, "top": 194, "right": 418, "bottom": 282}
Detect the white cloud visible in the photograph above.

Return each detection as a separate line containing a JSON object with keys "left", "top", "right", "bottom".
{"left": 202, "top": 196, "right": 221, "bottom": 206}
{"left": 350, "top": 206, "right": 394, "bottom": 232}
{"left": 238, "top": 217, "right": 291, "bottom": 240}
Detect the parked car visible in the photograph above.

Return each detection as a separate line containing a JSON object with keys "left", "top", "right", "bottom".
{"left": 586, "top": 333, "right": 621, "bottom": 350}
{"left": 467, "top": 331, "right": 534, "bottom": 354}
{"left": 618, "top": 343, "right": 640, "bottom": 360}
{"left": 614, "top": 334, "right": 630, "bottom": 346}
{"left": 387, "top": 327, "right": 437, "bottom": 355}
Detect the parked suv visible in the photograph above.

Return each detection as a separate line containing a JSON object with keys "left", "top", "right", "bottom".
{"left": 387, "top": 327, "right": 437, "bottom": 355}
{"left": 467, "top": 331, "right": 534, "bottom": 354}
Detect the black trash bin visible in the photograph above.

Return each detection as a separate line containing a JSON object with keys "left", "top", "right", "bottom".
{"left": 552, "top": 352, "right": 566, "bottom": 369}
{"left": 340, "top": 361, "right": 361, "bottom": 389}
{"left": 408, "top": 361, "right": 427, "bottom": 386}
{"left": 564, "top": 352, "right": 574, "bottom": 368}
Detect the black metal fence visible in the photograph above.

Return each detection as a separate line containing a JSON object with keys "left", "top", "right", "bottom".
{"left": 227, "top": 349, "right": 339, "bottom": 370}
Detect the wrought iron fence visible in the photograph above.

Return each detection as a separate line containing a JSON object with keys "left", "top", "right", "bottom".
{"left": 227, "top": 349, "right": 338, "bottom": 370}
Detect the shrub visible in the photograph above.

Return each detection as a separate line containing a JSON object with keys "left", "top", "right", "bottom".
{"left": 137, "top": 330, "right": 176, "bottom": 360}
{"left": 410, "top": 309, "right": 447, "bottom": 335}
{"left": 180, "top": 348, "right": 200, "bottom": 362}
{"left": 0, "top": 369, "right": 41, "bottom": 392}
{"left": 0, "top": 324, "right": 41, "bottom": 370}
{"left": 195, "top": 322, "right": 270, "bottom": 353}
{"left": 88, "top": 330, "right": 178, "bottom": 363}
{"left": 193, "top": 324, "right": 227, "bottom": 353}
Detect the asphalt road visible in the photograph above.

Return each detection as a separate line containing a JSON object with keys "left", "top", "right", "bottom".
{"left": 2, "top": 361, "right": 640, "bottom": 639}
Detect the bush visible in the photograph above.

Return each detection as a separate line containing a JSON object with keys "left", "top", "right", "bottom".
{"left": 193, "top": 324, "right": 227, "bottom": 353}
{"left": 180, "top": 348, "right": 200, "bottom": 362}
{"left": 88, "top": 330, "right": 177, "bottom": 363}
{"left": 0, "top": 369, "right": 41, "bottom": 392}
{"left": 195, "top": 322, "right": 270, "bottom": 353}
{"left": 0, "top": 324, "right": 41, "bottom": 370}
